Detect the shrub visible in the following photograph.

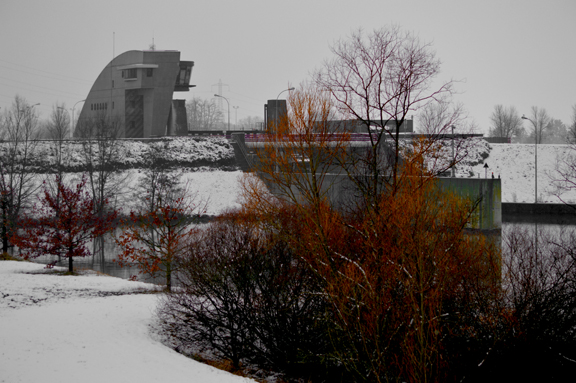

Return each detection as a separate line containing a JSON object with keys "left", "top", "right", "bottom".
{"left": 158, "top": 216, "right": 330, "bottom": 380}
{"left": 466, "top": 226, "right": 576, "bottom": 382}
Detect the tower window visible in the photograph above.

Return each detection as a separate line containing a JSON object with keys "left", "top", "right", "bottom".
{"left": 122, "top": 68, "right": 137, "bottom": 79}
{"left": 146, "top": 68, "right": 154, "bottom": 77}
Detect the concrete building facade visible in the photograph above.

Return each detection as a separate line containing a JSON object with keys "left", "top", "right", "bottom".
{"left": 75, "top": 50, "right": 194, "bottom": 138}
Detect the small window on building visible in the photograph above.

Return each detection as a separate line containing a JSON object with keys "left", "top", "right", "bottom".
{"left": 122, "top": 68, "right": 137, "bottom": 79}
{"left": 146, "top": 68, "right": 153, "bottom": 77}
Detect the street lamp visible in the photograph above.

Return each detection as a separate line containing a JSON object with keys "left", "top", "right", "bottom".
{"left": 233, "top": 106, "right": 239, "bottom": 130}
{"left": 25, "top": 103, "right": 40, "bottom": 117}
{"left": 214, "top": 94, "right": 230, "bottom": 131}
{"left": 57, "top": 106, "right": 71, "bottom": 139}
{"left": 276, "top": 87, "right": 294, "bottom": 100}
{"left": 271, "top": 87, "right": 294, "bottom": 132}
{"left": 451, "top": 125, "right": 455, "bottom": 177}
{"left": 522, "top": 114, "right": 538, "bottom": 203}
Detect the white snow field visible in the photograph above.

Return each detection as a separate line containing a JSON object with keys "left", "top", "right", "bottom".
{"left": 3, "top": 139, "right": 576, "bottom": 382}
{"left": 0, "top": 261, "right": 255, "bottom": 383}
{"left": 469, "top": 143, "right": 576, "bottom": 204}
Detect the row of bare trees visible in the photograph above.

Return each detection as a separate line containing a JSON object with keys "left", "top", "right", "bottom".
{"left": 186, "top": 96, "right": 263, "bottom": 131}
{"left": 489, "top": 104, "right": 575, "bottom": 144}
{"left": 7, "top": 106, "right": 202, "bottom": 283}
{"left": 0, "top": 96, "right": 128, "bottom": 258}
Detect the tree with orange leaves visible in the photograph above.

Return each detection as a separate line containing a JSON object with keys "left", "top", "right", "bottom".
{"left": 241, "top": 81, "right": 501, "bottom": 382}
{"left": 12, "top": 175, "right": 117, "bottom": 272}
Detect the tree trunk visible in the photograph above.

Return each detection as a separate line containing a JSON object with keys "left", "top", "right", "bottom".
{"left": 166, "top": 260, "right": 171, "bottom": 292}
{"left": 68, "top": 245, "right": 74, "bottom": 272}
{"left": 1, "top": 199, "right": 8, "bottom": 254}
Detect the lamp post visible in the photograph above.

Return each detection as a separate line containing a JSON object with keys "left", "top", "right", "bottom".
{"left": 276, "top": 87, "right": 294, "bottom": 100}
{"left": 214, "top": 94, "right": 230, "bottom": 131}
{"left": 272, "top": 87, "right": 294, "bottom": 132}
{"left": 522, "top": 113, "right": 539, "bottom": 256}
{"left": 522, "top": 114, "right": 538, "bottom": 203}
{"left": 233, "top": 106, "right": 239, "bottom": 130}
{"left": 57, "top": 106, "right": 71, "bottom": 140}
{"left": 451, "top": 125, "right": 455, "bottom": 177}
{"left": 71, "top": 100, "right": 85, "bottom": 138}
{"left": 25, "top": 103, "right": 40, "bottom": 117}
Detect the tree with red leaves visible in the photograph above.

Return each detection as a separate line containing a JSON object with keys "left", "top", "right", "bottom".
{"left": 12, "top": 175, "right": 117, "bottom": 272}
{"left": 115, "top": 195, "right": 199, "bottom": 292}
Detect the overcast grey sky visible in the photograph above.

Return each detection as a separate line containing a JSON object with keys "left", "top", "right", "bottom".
{"left": 1, "top": 0, "right": 575, "bottom": 134}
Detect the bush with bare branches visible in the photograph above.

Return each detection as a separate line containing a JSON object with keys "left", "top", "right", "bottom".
{"left": 158, "top": 216, "right": 330, "bottom": 380}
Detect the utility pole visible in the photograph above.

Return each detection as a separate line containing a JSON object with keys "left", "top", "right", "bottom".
{"left": 233, "top": 106, "right": 239, "bottom": 129}
{"left": 212, "top": 79, "right": 229, "bottom": 128}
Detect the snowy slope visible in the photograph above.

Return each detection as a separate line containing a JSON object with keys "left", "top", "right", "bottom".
{"left": 0, "top": 261, "right": 256, "bottom": 383}
{"left": 15, "top": 136, "right": 236, "bottom": 172}
{"left": 468, "top": 143, "right": 576, "bottom": 203}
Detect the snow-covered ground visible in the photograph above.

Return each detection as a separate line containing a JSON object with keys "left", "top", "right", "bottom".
{"left": 114, "top": 169, "right": 245, "bottom": 216}
{"left": 0, "top": 261, "right": 256, "bottom": 383}
{"left": 4, "top": 140, "right": 576, "bottom": 382}
{"left": 8, "top": 136, "right": 236, "bottom": 172}
{"left": 468, "top": 143, "right": 576, "bottom": 203}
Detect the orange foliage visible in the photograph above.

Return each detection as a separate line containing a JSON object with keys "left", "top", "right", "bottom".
{"left": 241, "top": 84, "right": 500, "bottom": 381}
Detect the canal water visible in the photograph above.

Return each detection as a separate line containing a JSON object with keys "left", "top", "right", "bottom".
{"left": 28, "top": 231, "right": 169, "bottom": 285}
{"left": 24, "top": 212, "right": 576, "bottom": 286}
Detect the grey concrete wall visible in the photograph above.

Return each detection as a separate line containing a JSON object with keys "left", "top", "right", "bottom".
{"left": 262, "top": 172, "right": 502, "bottom": 232}
{"left": 438, "top": 178, "right": 502, "bottom": 230}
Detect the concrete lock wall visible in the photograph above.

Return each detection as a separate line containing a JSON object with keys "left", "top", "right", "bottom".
{"left": 438, "top": 177, "right": 502, "bottom": 231}
{"left": 264, "top": 173, "right": 502, "bottom": 232}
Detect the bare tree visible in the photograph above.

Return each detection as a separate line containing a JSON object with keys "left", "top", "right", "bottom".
{"left": 544, "top": 119, "right": 567, "bottom": 144}
{"left": 314, "top": 26, "right": 456, "bottom": 203}
{"left": 550, "top": 108, "right": 576, "bottom": 203}
{"left": 567, "top": 104, "right": 576, "bottom": 144}
{"left": 46, "top": 103, "right": 71, "bottom": 175}
{"left": 238, "top": 115, "right": 264, "bottom": 131}
{"left": 75, "top": 113, "right": 126, "bottom": 258}
{"left": 0, "top": 95, "right": 40, "bottom": 253}
{"left": 524, "top": 106, "right": 552, "bottom": 144}
{"left": 489, "top": 105, "right": 524, "bottom": 141}
{"left": 186, "top": 96, "right": 224, "bottom": 131}
{"left": 75, "top": 113, "right": 125, "bottom": 212}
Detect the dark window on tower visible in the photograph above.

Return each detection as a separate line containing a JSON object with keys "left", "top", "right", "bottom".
{"left": 146, "top": 68, "right": 153, "bottom": 77}
{"left": 122, "top": 69, "right": 137, "bottom": 79}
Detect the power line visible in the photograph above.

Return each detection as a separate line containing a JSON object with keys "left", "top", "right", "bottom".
{"left": 0, "top": 59, "right": 92, "bottom": 85}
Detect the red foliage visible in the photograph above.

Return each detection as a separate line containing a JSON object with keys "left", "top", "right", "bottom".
{"left": 11, "top": 175, "right": 117, "bottom": 272}
{"left": 115, "top": 197, "right": 198, "bottom": 291}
